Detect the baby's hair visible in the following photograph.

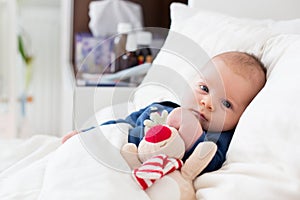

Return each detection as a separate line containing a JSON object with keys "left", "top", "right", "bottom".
{"left": 214, "top": 51, "right": 267, "bottom": 89}
{"left": 246, "top": 53, "right": 267, "bottom": 76}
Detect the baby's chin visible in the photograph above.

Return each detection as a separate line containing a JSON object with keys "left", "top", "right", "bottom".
{"left": 199, "top": 121, "right": 209, "bottom": 132}
{"left": 201, "top": 122, "right": 224, "bottom": 133}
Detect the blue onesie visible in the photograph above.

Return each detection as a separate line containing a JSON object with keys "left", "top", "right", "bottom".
{"left": 95, "top": 101, "right": 234, "bottom": 174}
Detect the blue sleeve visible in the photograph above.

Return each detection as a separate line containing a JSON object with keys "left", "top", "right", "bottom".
{"left": 182, "top": 130, "right": 234, "bottom": 175}
{"left": 201, "top": 130, "right": 234, "bottom": 174}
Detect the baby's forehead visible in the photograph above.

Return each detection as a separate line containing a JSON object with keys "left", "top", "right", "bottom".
{"left": 193, "top": 55, "right": 246, "bottom": 86}
{"left": 196, "top": 59, "right": 226, "bottom": 79}
{"left": 193, "top": 65, "right": 224, "bottom": 88}
{"left": 194, "top": 51, "right": 263, "bottom": 79}
{"left": 210, "top": 53, "right": 260, "bottom": 80}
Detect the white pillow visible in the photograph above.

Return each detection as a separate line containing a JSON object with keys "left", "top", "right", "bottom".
{"left": 133, "top": 3, "right": 300, "bottom": 109}
{"left": 194, "top": 34, "right": 300, "bottom": 200}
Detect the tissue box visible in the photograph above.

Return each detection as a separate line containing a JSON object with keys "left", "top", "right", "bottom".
{"left": 75, "top": 33, "right": 114, "bottom": 74}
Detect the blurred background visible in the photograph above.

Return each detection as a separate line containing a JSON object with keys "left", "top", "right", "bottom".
{"left": 0, "top": 0, "right": 187, "bottom": 139}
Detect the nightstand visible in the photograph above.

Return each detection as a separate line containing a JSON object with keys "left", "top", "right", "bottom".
{"left": 73, "top": 86, "right": 136, "bottom": 129}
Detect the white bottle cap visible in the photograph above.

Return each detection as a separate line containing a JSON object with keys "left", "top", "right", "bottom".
{"left": 136, "top": 31, "right": 152, "bottom": 45}
{"left": 125, "top": 33, "right": 137, "bottom": 52}
{"left": 117, "top": 22, "right": 133, "bottom": 34}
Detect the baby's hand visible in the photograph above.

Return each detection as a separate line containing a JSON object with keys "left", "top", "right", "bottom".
{"left": 167, "top": 107, "right": 203, "bottom": 151}
{"left": 61, "top": 130, "right": 79, "bottom": 144}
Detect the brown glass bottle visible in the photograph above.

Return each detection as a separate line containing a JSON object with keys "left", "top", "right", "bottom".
{"left": 112, "top": 22, "right": 132, "bottom": 72}
{"left": 119, "top": 33, "right": 138, "bottom": 71}
{"left": 136, "top": 31, "right": 153, "bottom": 65}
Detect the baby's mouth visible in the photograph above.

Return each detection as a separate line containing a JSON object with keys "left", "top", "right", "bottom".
{"left": 191, "top": 109, "right": 208, "bottom": 121}
{"left": 199, "top": 113, "right": 208, "bottom": 121}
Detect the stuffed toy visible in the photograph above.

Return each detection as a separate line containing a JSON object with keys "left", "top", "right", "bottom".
{"left": 121, "top": 109, "right": 217, "bottom": 200}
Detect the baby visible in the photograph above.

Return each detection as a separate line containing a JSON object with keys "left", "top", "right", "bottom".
{"left": 62, "top": 51, "right": 266, "bottom": 173}
{"left": 165, "top": 51, "right": 266, "bottom": 172}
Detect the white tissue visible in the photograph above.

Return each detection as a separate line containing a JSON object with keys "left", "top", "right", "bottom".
{"left": 89, "top": 0, "right": 143, "bottom": 37}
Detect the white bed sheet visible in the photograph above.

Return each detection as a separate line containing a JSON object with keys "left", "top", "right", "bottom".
{"left": 0, "top": 109, "right": 149, "bottom": 200}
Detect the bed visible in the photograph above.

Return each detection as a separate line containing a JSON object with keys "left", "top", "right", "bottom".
{"left": 1, "top": 0, "right": 300, "bottom": 199}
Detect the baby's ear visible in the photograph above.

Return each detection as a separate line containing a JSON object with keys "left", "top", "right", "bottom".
{"left": 181, "top": 142, "right": 217, "bottom": 180}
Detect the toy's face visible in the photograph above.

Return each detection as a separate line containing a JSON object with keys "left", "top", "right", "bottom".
{"left": 138, "top": 125, "right": 185, "bottom": 163}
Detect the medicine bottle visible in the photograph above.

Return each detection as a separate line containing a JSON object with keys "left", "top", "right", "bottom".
{"left": 119, "top": 33, "right": 138, "bottom": 71}
{"left": 112, "top": 22, "right": 132, "bottom": 72}
{"left": 136, "top": 31, "right": 153, "bottom": 64}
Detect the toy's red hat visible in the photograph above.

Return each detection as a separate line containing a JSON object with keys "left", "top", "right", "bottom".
{"left": 145, "top": 125, "right": 172, "bottom": 143}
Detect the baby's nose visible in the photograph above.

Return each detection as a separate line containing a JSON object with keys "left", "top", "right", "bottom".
{"left": 200, "top": 97, "right": 214, "bottom": 111}
{"left": 145, "top": 125, "right": 172, "bottom": 143}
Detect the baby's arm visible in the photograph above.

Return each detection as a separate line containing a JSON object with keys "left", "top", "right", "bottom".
{"left": 61, "top": 130, "right": 79, "bottom": 144}
{"left": 166, "top": 107, "right": 204, "bottom": 151}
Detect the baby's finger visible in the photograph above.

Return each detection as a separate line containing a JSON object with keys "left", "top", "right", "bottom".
{"left": 61, "top": 131, "right": 79, "bottom": 144}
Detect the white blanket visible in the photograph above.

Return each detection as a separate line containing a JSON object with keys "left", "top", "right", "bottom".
{"left": 0, "top": 124, "right": 149, "bottom": 200}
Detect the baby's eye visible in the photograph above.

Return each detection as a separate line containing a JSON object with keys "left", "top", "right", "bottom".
{"left": 199, "top": 85, "right": 209, "bottom": 93}
{"left": 222, "top": 100, "right": 232, "bottom": 109}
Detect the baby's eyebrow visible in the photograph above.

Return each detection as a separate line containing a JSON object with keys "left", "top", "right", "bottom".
{"left": 196, "top": 80, "right": 208, "bottom": 85}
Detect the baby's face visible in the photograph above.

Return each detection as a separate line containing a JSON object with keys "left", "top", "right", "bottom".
{"left": 182, "top": 57, "right": 260, "bottom": 132}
